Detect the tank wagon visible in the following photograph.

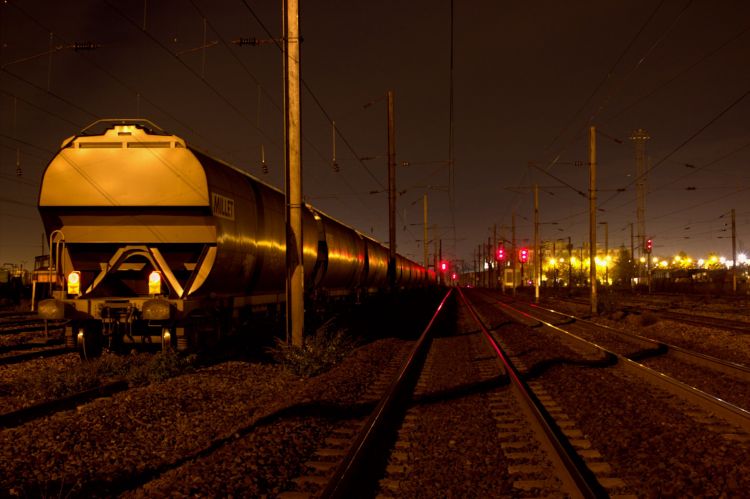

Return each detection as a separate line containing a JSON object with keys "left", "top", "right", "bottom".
{"left": 36, "top": 120, "right": 435, "bottom": 355}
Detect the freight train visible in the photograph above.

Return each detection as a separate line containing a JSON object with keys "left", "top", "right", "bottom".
{"left": 36, "top": 119, "right": 435, "bottom": 356}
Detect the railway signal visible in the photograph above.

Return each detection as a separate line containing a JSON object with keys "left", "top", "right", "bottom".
{"left": 645, "top": 239, "right": 653, "bottom": 254}
{"left": 497, "top": 246, "right": 505, "bottom": 261}
{"left": 440, "top": 261, "right": 448, "bottom": 272}
{"left": 519, "top": 248, "right": 529, "bottom": 263}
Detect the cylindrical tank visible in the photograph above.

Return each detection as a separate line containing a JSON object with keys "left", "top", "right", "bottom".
{"left": 314, "top": 212, "right": 366, "bottom": 290}
{"left": 363, "top": 237, "right": 389, "bottom": 289}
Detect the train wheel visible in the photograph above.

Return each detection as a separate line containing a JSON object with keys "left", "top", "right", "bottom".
{"left": 76, "top": 321, "right": 103, "bottom": 360}
{"left": 161, "top": 326, "right": 174, "bottom": 352}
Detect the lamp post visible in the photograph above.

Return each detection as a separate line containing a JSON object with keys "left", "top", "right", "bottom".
{"left": 599, "top": 221, "right": 608, "bottom": 286}
{"left": 567, "top": 237, "right": 573, "bottom": 292}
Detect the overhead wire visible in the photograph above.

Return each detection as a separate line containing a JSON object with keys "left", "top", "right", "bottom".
{"left": 651, "top": 136, "right": 750, "bottom": 191}
{"left": 185, "top": 1, "right": 385, "bottom": 233}
{"left": 541, "top": 0, "right": 667, "bottom": 160}
{"left": 527, "top": 2, "right": 747, "bottom": 251}
{"left": 238, "top": 0, "right": 385, "bottom": 191}
{"left": 5, "top": 2, "right": 237, "bottom": 162}
{"left": 448, "top": 0, "right": 457, "bottom": 257}
{"left": 1, "top": 68, "right": 99, "bottom": 121}
{"left": 5, "top": 2, "right": 392, "bottom": 243}
{"left": 0, "top": 89, "right": 83, "bottom": 129}
{"left": 104, "top": 0, "right": 280, "bottom": 149}
{"left": 527, "top": 0, "right": 692, "bottom": 217}
{"left": 236, "top": 0, "right": 423, "bottom": 244}
{"left": 599, "top": 84, "right": 750, "bottom": 209}
{"left": 500, "top": 1, "right": 674, "bottom": 246}
{"left": 604, "top": 21, "right": 750, "bottom": 124}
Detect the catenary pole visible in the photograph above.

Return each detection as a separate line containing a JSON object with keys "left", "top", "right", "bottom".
{"left": 534, "top": 184, "right": 540, "bottom": 303}
{"left": 732, "top": 208, "right": 737, "bottom": 294}
{"left": 589, "top": 126, "right": 597, "bottom": 315}
{"left": 423, "top": 194, "right": 429, "bottom": 268}
{"left": 512, "top": 211, "right": 517, "bottom": 296}
{"left": 387, "top": 90, "right": 397, "bottom": 287}
{"left": 284, "top": 0, "right": 304, "bottom": 346}
{"left": 493, "top": 224, "right": 497, "bottom": 289}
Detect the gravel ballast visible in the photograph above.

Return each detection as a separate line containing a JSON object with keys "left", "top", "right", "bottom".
{"left": 0, "top": 338, "right": 408, "bottom": 496}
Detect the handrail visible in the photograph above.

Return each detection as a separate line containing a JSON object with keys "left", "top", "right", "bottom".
{"left": 48, "top": 230, "right": 65, "bottom": 294}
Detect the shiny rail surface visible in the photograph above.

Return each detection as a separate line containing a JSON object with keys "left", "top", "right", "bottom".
{"left": 458, "top": 287, "right": 604, "bottom": 498}
{"left": 321, "top": 288, "right": 454, "bottom": 498}
{"left": 492, "top": 295, "right": 750, "bottom": 432}
{"left": 520, "top": 299, "right": 750, "bottom": 382}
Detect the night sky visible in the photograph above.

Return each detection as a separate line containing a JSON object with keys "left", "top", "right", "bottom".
{"left": 1, "top": 0, "right": 749, "bottom": 271}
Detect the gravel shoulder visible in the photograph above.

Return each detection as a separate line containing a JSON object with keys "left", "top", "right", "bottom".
{"left": 0, "top": 338, "right": 408, "bottom": 497}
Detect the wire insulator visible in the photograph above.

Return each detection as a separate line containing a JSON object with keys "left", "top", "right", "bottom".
{"left": 234, "top": 37, "right": 259, "bottom": 46}
{"left": 73, "top": 42, "right": 97, "bottom": 51}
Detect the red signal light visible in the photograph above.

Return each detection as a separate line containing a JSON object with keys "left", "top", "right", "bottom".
{"left": 440, "top": 261, "right": 447, "bottom": 271}
{"left": 645, "top": 239, "right": 653, "bottom": 253}
{"left": 497, "top": 246, "right": 505, "bottom": 261}
{"left": 451, "top": 273, "right": 457, "bottom": 280}
{"left": 519, "top": 248, "right": 529, "bottom": 263}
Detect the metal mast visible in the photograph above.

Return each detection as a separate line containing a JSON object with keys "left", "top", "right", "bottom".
{"left": 387, "top": 90, "right": 396, "bottom": 287}
{"left": 284, "top": 0, "right": 303, "bottom": 346}
{"left": 630, "top": 129, "right": 650, "bottom": 265}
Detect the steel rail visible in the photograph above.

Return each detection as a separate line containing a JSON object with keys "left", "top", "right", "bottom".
{"left": 494, "top": 297, "right": 750, "bottom": 432}
{"left": 0, "top": 346, "right": 70, "bottom": 366}
{"left": 0, "top": 380, "right": 128, "bottom": 429}
{"left": 554, "top": 295, "right": 750, "bottom": 333}
{"left": 320, "top": 288, "right": 453, "bottom": 499}
{"left": 523, "top": 300, "right": 750, "bottom": 381}
{"left": 459, "top": 288, "right": 604, "bottom": 499}
{"left": 0, "top": 339, "right": 63, "bottom": 354}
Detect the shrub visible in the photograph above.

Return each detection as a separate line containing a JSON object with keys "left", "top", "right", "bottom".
{"left": 125, "top": 351, "right": 196, "bottom": 386}
{"left": 268, "top": 319, "right": 357, "bottom": 378}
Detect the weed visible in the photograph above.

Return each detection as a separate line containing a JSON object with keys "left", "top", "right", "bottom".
{"left": 125, "top": 351, "right": 196, "bottom": 386}
{"left": 267, "top": 319, "right": 357, "bottom": 377}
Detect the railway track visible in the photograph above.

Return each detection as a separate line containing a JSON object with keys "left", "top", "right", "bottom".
{"left": 2, "top": 289, "right": 748, "bottom": 496}
{"left": 0, "top": 380, "right": 129, "bottom": 429}
{"left": 0, "top": 313, "right": 68, "bottom": 363}
{"left": 640, "top": 308, "right": 750, "bottom": 333}
{"left": 0, "top": 314, "right": 66, "bottom": 335}
{"left": 0, "top": 292, "right": 449, "bottom": 496}
{"left": 0, "top": 344, "right": 70, "bottom": 366}
{"left": 464, "top": 288, "right": 750, "bottom": 496}
{"left": 558, "top": 295, "right": 750, "bottom": 333}
{"left": 276, "top": 287, "right": 610, "bottom": 498}
{"left": 487, "top": 292, "right": 750, "bottom": 410}
{"left": 528, "top": 294, "right": 750, "bottom": 410}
